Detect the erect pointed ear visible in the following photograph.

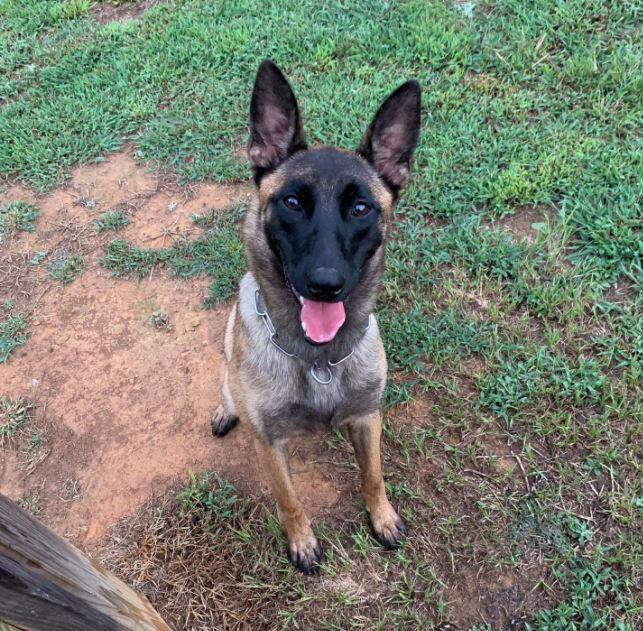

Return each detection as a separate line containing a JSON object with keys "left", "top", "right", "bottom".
{"left": 357, "top": 80, "right": 421, "bottom": 194}
{"left": 248, "top": 60, "right": 307, "bottom": 183}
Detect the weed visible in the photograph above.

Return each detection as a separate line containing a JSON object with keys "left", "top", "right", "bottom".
{"left": 0, "top": 396, "right": 34, "bottom": 446}
{"left": 95, "top": 208, "right": 130, "bottom": 232}
{"left": 17, "top": 489, "right": 42, "bottom": 516}
{"left": 150, "top": 309, "right": 172, "bottom": 332}
{"left": 49, "top": 0, "right": 92, "bottom": 22}
{"left": 0, "top": 201, "right": 38, "bottom": 242}
{"left": 24, "top": 433, "right": 43, "bottom": 452}
{"left": 178, "top": 471, "right": 243, "bottom": 517}
{"left": 0, "top": 313, "right": 28, "bottom": 362}
{"left": 29, "top": 250, "right": 48, "bottom": 265}
{"left": 47, "top": 253, "right": 84, "bottom": 284}
{"left": 61, "top": 478, "right": 82, "bottom": 501}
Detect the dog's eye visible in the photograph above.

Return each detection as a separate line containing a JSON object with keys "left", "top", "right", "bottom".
{"left": 283, "top": 195, "right": 302, "bottom": 211}
{"left": 351, "top": 201, "right": 371, "bottom": 217}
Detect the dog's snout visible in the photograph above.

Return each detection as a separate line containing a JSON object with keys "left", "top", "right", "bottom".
{"left": 307, "top": 267, "right": 345, "bottom": 299}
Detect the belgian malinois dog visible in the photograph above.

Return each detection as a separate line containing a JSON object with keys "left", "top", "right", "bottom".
{"left": 211, "top": 60, "right": 421, "bottom": 573}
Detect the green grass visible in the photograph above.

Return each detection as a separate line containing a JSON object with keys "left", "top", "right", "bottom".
{"left": 1, "top": 0, "right": 641, "bottom": 628}
{"left": 0, "top": 396, "right": 34, "bottom": 446}
{"left": 94, "top": 208, "right": 130, "bottom": 232}
{"left": 0, "top": 312, "right": 28, "bottom": 362}
{"left": 101, "top": 205, "right": 245, "bottom": 305}
{"left": 0, "top": 200, "right": 38, "bottom": 242}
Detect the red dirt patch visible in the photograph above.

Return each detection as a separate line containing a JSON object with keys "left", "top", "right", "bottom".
{"left": 0, "top": 149, "right": 262, "bottom": 546}
{"left": 498, "top": 204, "right": 553, "bottom": 244}
{"left": 444, "top": 562, "right": 549, "bottom": 629}
{"left": 91, "top": 0, "right": 159, "bottom": 25}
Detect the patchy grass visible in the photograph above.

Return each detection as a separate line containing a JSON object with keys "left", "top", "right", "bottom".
{"left": 0, "top": 396, "right": 34, "bottom": 446}
{"left": 94, "top": 208, "right": 130, "bottom": 232}
{"left": 150, "top": 309, "right": 172, "bottom": 332}
{"left": 0, "top": 312, "right": 28, "bottom": 362}
{"left": 104, "top": 474, "right": 304, "bottom": 630}
{"left": 0, "top": 200, "right": 38, "bottom": 242}
{"left": 47, "top": 253, "right": 84, "bottom": 284}
{"left": 17, "top": 489, "right": 42, "bottom": 516}
{"left": 101, "top": 205, "right": 245, "bottom": 305}
{"left": 2, "top": 0, "right": 641, "bottom": 628}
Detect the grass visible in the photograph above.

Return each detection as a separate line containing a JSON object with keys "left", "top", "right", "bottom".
{"left": 94, "top": 208, "right": 130, "bottom": 232}
{"left": 0, "top": 312, "right": 28, "bottom": 362}
{"left": 0, "top": 396, "right": 34, "bottom": 446}
{"left": 101, "top": 205, "right": 245, "bottom": 305}
{"left": 0, "top": 200, "right": 38, "bottom": 242}
{"left": 1, "top": 0, "right": 641, "bottom": 628}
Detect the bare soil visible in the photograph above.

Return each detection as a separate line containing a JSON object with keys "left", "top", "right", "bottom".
{"left": 91, "top": 0, "right": 160, "bottom": 25}
{"left": 498, "top": 204, "right": 552, "bottom": 244}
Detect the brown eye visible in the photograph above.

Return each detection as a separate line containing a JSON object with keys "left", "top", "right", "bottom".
{"left": 352, "top": 201, "right": 370, "bottom": 217}
{"left": 283, "top": 195, "right": 302, "bottom": 211}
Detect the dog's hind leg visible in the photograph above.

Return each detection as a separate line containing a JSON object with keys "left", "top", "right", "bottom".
{"left": 211, "top": 303, "right": 239, "bottom": 438}
{"left": 253, "top": 436, "right": 323, "bottom": 574}
{"left": 347, "top": 413, "right": 407, "bottom": 549}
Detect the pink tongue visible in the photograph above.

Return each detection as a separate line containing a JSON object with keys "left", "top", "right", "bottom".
{"left": 300, "top": 299, "right": 346, "bottom": 343}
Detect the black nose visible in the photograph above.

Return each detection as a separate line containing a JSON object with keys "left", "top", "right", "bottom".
{"left": 307, "top": 267, "right": 345, "bottom": 299}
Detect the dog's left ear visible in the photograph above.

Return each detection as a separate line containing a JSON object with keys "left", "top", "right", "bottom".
{"left": 357, "top": 80, "right": 421, "bottom": 195}
{"left": 248, "top": 60, "right": 307, "bottom": 183}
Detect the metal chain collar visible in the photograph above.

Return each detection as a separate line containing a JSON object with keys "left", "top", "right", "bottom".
{"left": 254, "top": 289, "right": 372, "bottom": 385}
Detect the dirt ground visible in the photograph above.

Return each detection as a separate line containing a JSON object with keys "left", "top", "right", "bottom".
{"left": 0, "top": 149, "right": 338, "bottom": 547}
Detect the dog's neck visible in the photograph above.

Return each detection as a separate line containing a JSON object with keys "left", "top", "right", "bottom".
{"left": 255, "top": 254, "right": 382, "bottom": 363}
{"left": 244, "top": 217, "right": 384, "bottom": 364}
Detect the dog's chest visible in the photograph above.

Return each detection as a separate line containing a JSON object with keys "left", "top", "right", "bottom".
{"left": 258, "top": 364, "right": 384, "bottom": 440}
{"left": 236, "top": 274, "right": 385, "bottom": 441}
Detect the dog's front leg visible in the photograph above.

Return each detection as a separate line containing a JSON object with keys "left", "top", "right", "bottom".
{"left": 347, "top": 413, "right": 407, "bottom": 548}
{"left": 253, "top": 436, "right": 323, "bottom": 574}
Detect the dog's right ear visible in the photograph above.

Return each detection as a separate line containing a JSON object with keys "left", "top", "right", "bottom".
{"left": 248, "top": 60, "right": 307, "bottom": 183}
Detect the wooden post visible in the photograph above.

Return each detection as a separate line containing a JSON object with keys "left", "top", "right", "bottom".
{"left": 0, "top": 493, "right": 172, "bottom": 631}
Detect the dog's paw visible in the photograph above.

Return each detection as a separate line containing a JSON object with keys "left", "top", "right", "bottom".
{"left": 370, "top": 503, "right": 407, "bottom": 550}
{"left": 210, "top": 405, "right": 238, "bottom": 438}
{"left": 288, "top": 533, "right": 324, "bottom": 575}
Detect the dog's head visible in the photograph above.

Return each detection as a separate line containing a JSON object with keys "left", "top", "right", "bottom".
{"left": 247, "top": 60, "right": 421, "bottom": 345}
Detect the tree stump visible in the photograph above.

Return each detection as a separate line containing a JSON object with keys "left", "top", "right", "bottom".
{"left": 0, "top": 493, "right": 171, "bottom": 631}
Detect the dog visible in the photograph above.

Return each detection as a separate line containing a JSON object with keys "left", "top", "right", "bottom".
{"left": 211, "top": 60, "right": 421, "bottom": 573}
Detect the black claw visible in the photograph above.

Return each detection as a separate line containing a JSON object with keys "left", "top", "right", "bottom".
{"left": 373, "top": 516, "right": 407, "bottom": 550}
{"left": 289, "top": 541, "right": 323, "bottom": 574}
{"left": 210, "top": 414, "right": 238, "bottom": 438}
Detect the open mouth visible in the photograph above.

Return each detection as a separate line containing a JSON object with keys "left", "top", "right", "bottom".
{"left": 289, "top": 284, "right": 346, "bottom": 345}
